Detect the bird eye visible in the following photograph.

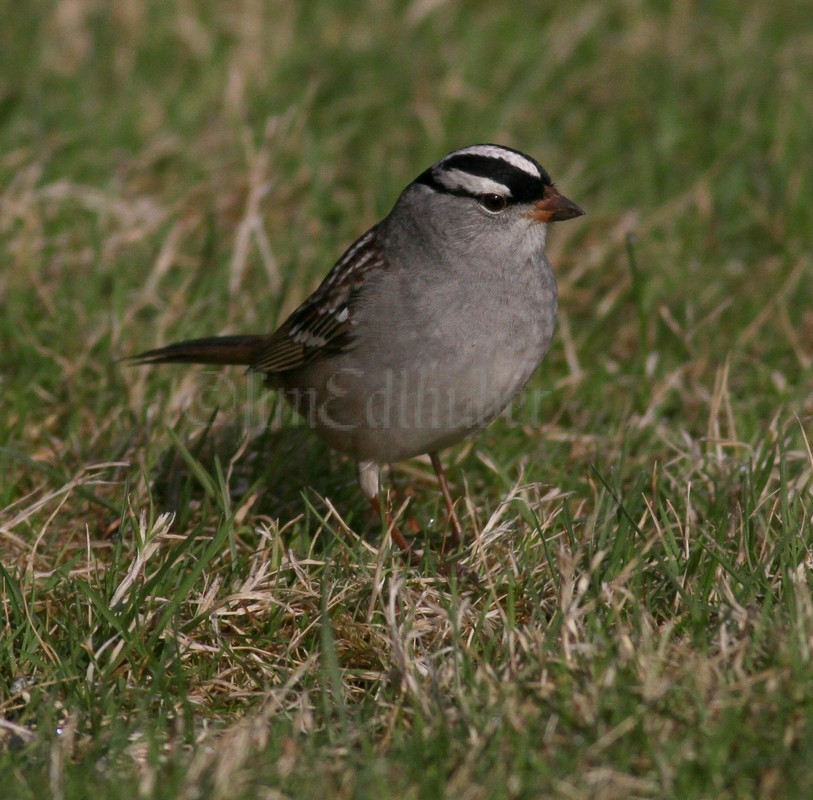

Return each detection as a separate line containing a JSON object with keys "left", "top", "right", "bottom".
{"left": 478, "top": 193, "right": 508, "bottom": 213}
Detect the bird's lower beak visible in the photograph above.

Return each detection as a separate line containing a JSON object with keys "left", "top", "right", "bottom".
{"left": 530, "top": 185, "right": 585, "bottom": 222}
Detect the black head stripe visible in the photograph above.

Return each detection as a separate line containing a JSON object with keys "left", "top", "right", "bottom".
{"left": 415, "top": 149, "right": 552, "bottom": 204}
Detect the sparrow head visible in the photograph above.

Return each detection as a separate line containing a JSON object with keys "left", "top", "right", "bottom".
{"left": 415, "top": 144, "right": 584, "bottom": 224}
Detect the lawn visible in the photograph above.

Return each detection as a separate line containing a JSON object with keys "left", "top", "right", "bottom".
{"left": 1, "top": 1, "right": 812, "bottom": 797}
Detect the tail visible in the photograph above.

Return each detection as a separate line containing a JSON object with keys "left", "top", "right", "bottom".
{"left": 130, "top": 335, "right": 269, "bottom": 366}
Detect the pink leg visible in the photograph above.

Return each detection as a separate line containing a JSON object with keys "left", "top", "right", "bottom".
{"left": 430, "top": 452, "right": 463, "bottom": 549}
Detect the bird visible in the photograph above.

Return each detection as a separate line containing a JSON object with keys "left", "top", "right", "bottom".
{"left": 133, "top": 144, "right": 584, "bottom": 557}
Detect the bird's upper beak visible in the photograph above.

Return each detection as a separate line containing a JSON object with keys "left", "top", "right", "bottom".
{"left": 530, "top": 185, "right": 585, "bottom": 223}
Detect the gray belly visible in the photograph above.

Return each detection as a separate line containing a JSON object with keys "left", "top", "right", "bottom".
{"left": 280, "top": 275, "right": 557, "bottom": 463}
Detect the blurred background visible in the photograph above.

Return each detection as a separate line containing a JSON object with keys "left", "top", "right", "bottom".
{"left": 2, "top": 1, "right": 810, "bottom": 463}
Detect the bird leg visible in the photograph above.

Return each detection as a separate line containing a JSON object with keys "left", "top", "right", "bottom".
{"left": 430, "top": 452, "right": 463, "bottom": 550}
{"left": 360, "top": 458, "right": 464, "bottom": 568}
{"left": 359, "top": 460, "right": 421, "bottom": 564}
{"left": 369, "top": 495, "right": 421, "bottom": 565}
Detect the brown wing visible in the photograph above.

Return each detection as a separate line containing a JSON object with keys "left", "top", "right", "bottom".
{"left": 250, "top": 224, "right": 386, "bottom": 374}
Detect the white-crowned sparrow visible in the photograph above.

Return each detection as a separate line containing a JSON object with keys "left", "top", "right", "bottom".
{"left": 134, "top": 144, "right": 584, "bottom": 554}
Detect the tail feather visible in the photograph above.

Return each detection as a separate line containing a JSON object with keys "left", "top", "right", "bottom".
{"left": 131, "top": 335, "right": 269, "bottom": 366}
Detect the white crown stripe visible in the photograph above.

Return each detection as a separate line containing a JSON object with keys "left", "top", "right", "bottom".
{"left": 441, "top": 145, "right": 541, "bottom": 179}
{"left": 436, "top": 169, "right": 511, "bottom": 197}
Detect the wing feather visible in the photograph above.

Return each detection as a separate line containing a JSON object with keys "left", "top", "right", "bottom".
{"left": 250, "top": 225, "right": 385, "bottom": 375}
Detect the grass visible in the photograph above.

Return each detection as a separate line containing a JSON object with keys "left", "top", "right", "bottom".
{"left": 1, "top": 1, "right": 812, "bottom": 797}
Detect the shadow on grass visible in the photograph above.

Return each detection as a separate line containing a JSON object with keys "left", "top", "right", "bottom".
{"left": 146, "top": 422, "right": 365, "bottom": 535}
